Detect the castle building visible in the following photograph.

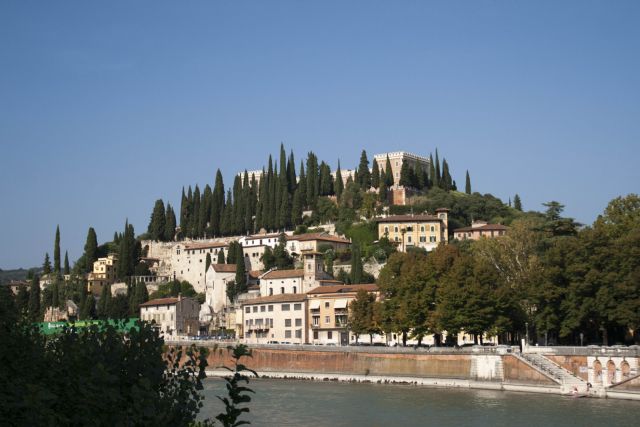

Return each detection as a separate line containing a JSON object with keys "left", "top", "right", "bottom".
{"left": 373, "top": 151, "right": 431, "bottom": 188}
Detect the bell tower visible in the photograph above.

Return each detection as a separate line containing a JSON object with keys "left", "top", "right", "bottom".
{"left": 302, "top": 250, "right": 324, "bottom": 292}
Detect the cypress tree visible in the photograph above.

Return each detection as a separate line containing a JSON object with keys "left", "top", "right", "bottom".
{"left": 335, "top": 160, "right": 344, "bottom": 201}
{"left": 399, "top": 162, "right": 411, "bottom": 187}
{"left": 287, "top": 150, "right": 297, "bottom": 192}
{"left": 350, "top": 244, "right": 363, "bottom": 285}
{"left": 279, "top": 182, "right": 291, "bottom": 230}
{"left": 63, "top": 251, "right": 70, "bottom": 275}
{"left": 28, "top": 274, "right": 41, "bottom": 321}
{"left": 441, "top": 159, "right": 451, "bottom": 191}
{"left": 129, "top": 282, "right": 149, "bottom": 317}
{"left": 298, "top": 161, "right": 307, "bottom": 210}
{"left": 148, "top": 199, "right": 166, "bottom": 241}
{"left": 279, "top": 143, "right": 288, "bottom": 188}
{"left": 357, "top": 150, "right": 371, "bottom": 189}
{"left": 429, "top": 153, "right": 436, "bottom": 188}
{"left": 255, "top": 170, "right": 266, "bottom": 230}
{"left": 233, "top": 175, "right": 244, "bottom": 234}
{"left": 164, "top": 203, "right": 177, "bottom": 241}
{"left": 186, "top": 186, "right": 193, "bottom": 238}
{"left": 384, "top": 155, "right": 394, "bottom": 187}
{"left": 97, "top": 284, "right": 111, "bottom": 319}
{"left": 54, "top": 225, "right": 61, "bottom": 274}
{"left": 435, "top": 149, "right": 441, "bottom": 187}
{"left": 84, "top": 227, "right": 98, "bottom": 273}
{"left": 465, "top": 170, "right": 471, "bottom": 194}
{"left": 306, "top": 153, "right": 317, "bottom": 209}
{"left": 43, "top": 253, "right": 52, "bottom": 275}
{"left": 235, "top": 246, "right": 247, "bottom": 294}
{"left": 514, "top": 194, "right": 523, "bottom": 211}
{"left": 371, "top": 160, "right": 380, "bottom": 189}
{"left": 217, "top": 249, "right": 226, "bottom": 264}
{"left": 179, "top": 187, "right": 188, "bottom": 233}
{"left": 244, "top": 171, "right": 254, "bottom": 234}
{"left": 378, "top": 180, "right": 388, "bottom": 204}
{"left": 319, "top": 162, "right": 333, "bottom": 196}
{"left": 205, "top": 253, "right": 212, "bottom": 272}
{"left": 201, "top": 185, "right": 212, "bottom": 238}
{"left": 211, "top": 170, "right": 225, "bottom": 237}
{"left": 80, "top": 294, "right": 96, "bottom": 320}
{"left": 192, "top": 185, "right": 201, "bottom": 237}
{"left": 51, "top": 281, "right": 59, "bottom": 308}
{"left": 291, "top": 186, "right": 303, "bottom": 226}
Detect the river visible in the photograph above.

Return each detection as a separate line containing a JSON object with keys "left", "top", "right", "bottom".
{"left": 199, "top": 378, "right": 637, "bottom": 426}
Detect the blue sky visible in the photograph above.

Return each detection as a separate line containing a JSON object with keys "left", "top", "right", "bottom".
{"left": 1, "top": 1, "right": 639, "bottom": 269}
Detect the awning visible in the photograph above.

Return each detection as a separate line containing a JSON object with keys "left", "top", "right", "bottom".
{"left": 333, "top": 299, "right": 348, "bottom": 309}
{"left": 309, "top": 300, "right": 321, "bottom": 310}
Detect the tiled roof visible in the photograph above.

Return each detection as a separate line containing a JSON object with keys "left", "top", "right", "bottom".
{"left": 245, "top": 232, "right": 282, "bottom": 240}
{"left": 307, "top": 284, "right": 378, "bottom": 295}
{"left": 211, "top": 264, "right": 236, "bottom": 273}
{"left": 375, "top": 215, "right": 442, "bottom": 223}
{"left": 261, "top": 269, "right": 305, "bottom": 280}
{"left": 241, "top": 293, "right": 307, "bottom": 305}
{"left": 454, "top": 224, "right": 509, "bottom": 233}
{"left": 140, "top": 297, "right": 180, "bottom": 307}
{"left": 248, "top": 270, "right": 262, "bottom": 279}
{"left": 184, "top": 241, "right": 228, "bottom": 250}
{"left": 287, "top": 232, "right": 350, "bottom": 244}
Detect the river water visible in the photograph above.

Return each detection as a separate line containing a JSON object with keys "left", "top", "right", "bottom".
{"left": 199, "top": 378, "right": 637, "bottom": 426}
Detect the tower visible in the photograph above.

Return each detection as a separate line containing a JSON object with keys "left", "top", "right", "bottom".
{"left": 302, "top": 250, "right": 324, "bottom": 292}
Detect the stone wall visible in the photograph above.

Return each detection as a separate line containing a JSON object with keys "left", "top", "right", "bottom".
{"left": 546, "top": 355, "right": 589, "bottom": 381}
{"left": 611, "top": 374, "right": 640, "bottom": 392}
{"left": 502, "top": 355, "right": 557, "bottom": 386}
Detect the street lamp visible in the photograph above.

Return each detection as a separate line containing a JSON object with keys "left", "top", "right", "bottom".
{"left": 525, "top": 322, "right": 529, "bottom": 346}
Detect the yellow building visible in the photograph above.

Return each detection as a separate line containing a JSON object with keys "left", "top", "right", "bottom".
{"left": 88, "top": 254, "right": 118, "bottom": 296}
{"left": 307, "top": 283, "right": 379, "bottom": 345}
{"left": 376, "top": 209, "right": 449, "bottom": 252}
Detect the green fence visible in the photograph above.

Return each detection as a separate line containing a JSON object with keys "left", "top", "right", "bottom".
{"left": 36, "top": 318, "right": 140, "bottom": 335}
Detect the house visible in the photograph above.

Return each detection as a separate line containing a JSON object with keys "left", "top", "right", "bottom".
{"left": 239, "top": 232, "right": 283, "bottom": 270}
{"left": 307, "top": 284, "right": 379, "bottom": 345}
{"left": 200, "top": 263, "right": 237, "bottom": 328}
{"left": 259, "top": 250, "right": 331, "bottom": 296}
{"left": 375, "top": 209, "right": 449, "bottom": 252}
{"left": 139, "top": 295, "right": 200, "bottom": 338}
{"left": 286, "top": 232, "right": 351, "bottom": 256}
{"left": 453, "top": 221, "right": 508, "bottom": 241}
{"left": 241, "top": 293, "right": 307, "bottom": 344}
{"left": 88, "top": 254, "right": 118, "bottom": 296}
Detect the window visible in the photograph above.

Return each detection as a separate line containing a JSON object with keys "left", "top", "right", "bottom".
{"left": 430, "top": 236, "right": 436, "bottom": 242}
{"left": 328, "top": 331, "right": 333, "bottom": 340}
{"left": 252, "top": 306, "right": 258, "bottom": 313}
{"left": 245, "top": 307, "right": 250, "bottom": 313}
{"left": 268, "top": 305, "right": 274, "bottom": 312}
{"left": 282, "top": 304, "right": 290, "bottom": 311}
{"left": 260, "top": 305, "right": 266, "bottom": 312}
{"left": 285, "top": 330, "right": 292, "bottom": 339}
{"left": 312, "top": 316, "right": 320, "bottom": 326}
{"left": 430, "top": 226, "right": 435, "bottom": 232}
{"left": 420, "top": 226, "right": 425, "bottom": 232}
{"left": 295, "top": 318, "right": 302, "bottom": 327}
{"left": 384, "top": 226, "right": 389, "bottom": 234}
{"left": 407, "top": 236, "right": 412, "bottom": 243}
{"left": 280, "top": 287, "right": 285, "bottom": 294}
{"left": 325, "top": 316, "right": 330, "bottom": 324}
{"left": 294, "top": 303, "right": 302, "bottom": 311}
{"left": 295, "top": 329, "right": 302, "bottom": 339}
{"left": 419, "top": 236, "right": 426, "bottom": 243}
{"left": 285, "top": 319, "right": 292, "bottom": 327}
{"left": 325, "top": 302, "right": 330, "bottom": 308}
{"left": 313, "top": 331, "right": 319, "bottom": 339}
{"left": 293, "top": 286, "right": 297, "bottom": 294}
{"left": 269, "top": 288, "right": 273, "bottom": 296}
{"left": 394, "top": 226, "right": 399, "bottom": 233}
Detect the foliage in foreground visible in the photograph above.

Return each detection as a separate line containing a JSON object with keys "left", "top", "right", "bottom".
{"left": 0, "top": 291, "right": 256, "bottom": 426}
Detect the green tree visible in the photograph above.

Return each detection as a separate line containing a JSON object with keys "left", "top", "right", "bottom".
{"left": 235, "top": 247, "right": 247, "bottom": 294}
{"left": 63, "top": 251, "right": 70, "bottom": 275}
{"left": 357, "top": 150, "right": 371, "bottom": 189}
{"left": 28, "top": 275, "right": 41, "bottom": 321}
{"left": 335, "top": 160, "right": 344, "bottom": 201}
{"left": 350, "top": 244, "right": 363, "bottom": 284}
{"left": 54, "top": 225, "right": 61, "bottom": 274}
{"left": 84, "top": 227, "right": 98, "bottom": 273}
{"left": 465, "top": 170, "right": 471, "bottom": 194}
{"left": 129, "top": 282, "right": 149, "bottom": 317}
{"left": 371, "top": 160, "right": 380, "bottom": 189}
{"left": 42, "top": 253, "right": 51, "bottom": 275}
{"left": 217, "top": 249, "right": 226, "bottom": 264}
{"left": 514, "top": 194, "right": 522, "bottom": 211}
{"left": 384, "top": 155, "right": 394, "bottom": 187}
{"left": 164, "top": 203, "right": 177, "bottom": 241}
{"left": 80, "top": 294, "right": 96, "bottom": 319}
{"left": 348, "top": 288, "right": 378, "bottom": 343}
{"left": 205, "top": 253, "right": 212, "bottom": 272}
{"left": 148, "top": 199, "right": 166, "bottom": 241}
{"left": 97, "top": 284, "right": 111, "bottom": 319}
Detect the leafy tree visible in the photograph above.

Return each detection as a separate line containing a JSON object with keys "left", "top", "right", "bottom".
{"left": 63, "top": 251, "right": 70, "bottom": 275}
{"left": 54, "top": 225, "right": 61, "bottom": 274}
{"left": 348, "top": 288, "right": 378, "bottom": 343}
{"left": 84, "top": 227, "right": 98, "bottom": 273}
{"left": 357, "top": 150, "right": 371, "bottom": 189}
{"left": 542, "top": 201, "right": 580, "bottom": 237}
{"left": 42, "top": 253, "right": 51, "bottom": 275}
{"left": 148, "top": 199, "right": 166, "bottom": 241}
{"left": 371, "top": 160, "right": 380, "bottom": 189}
{"left": 514, "top": 194, "right": 522, "bottom": 211}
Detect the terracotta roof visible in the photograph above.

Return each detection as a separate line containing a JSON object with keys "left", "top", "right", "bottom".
{"left": 140, "top": 297, "right": 180, "bottom": 307}
{"left": 211, "top": 264, "right": 236, "bottom": 273}
{"left": 454, "top": 224, "right": 509, "bottom": 233}
{"left": 241, "top": 293, "right": 307, "bottom": 305}
{"left": 288, "top": 232, "right": 350, "bottom": 244}
{"left": 248, "top": 270, "right": 262, "bottom": 279}
{"left": 307, "top": 284, "right": 379, "bottom": 295}
{"left": 245, "top": 232, "right": 282, "bottom": 240}
{"left": 184, "top": 241, "right": 228, "bottom": 250}
{"left": 261, "top": 269, "right": 305, "bottom": 280}
{"left": 318, "top": 279, "right": 343, "bottom": 284}
{"left": 247, "top": 284, "right": 260, "bottom": 291}
{"left": 375, "top": 215, "right": 441, "bottom": 223}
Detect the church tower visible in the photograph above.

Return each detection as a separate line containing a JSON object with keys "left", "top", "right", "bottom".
{"left": 302, "top": 250, "right": 324, "bottom": 292}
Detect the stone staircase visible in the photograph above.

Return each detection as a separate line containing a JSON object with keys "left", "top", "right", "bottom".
{"left": 516, "top": 352, "right": 590, "bottom": 394}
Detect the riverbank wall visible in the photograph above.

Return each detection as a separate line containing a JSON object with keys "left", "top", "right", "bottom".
{"left": 167, "top": 342, "right": 640, "bottom": 400}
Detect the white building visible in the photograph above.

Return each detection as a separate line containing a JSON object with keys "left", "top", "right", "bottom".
{"left": 200, "top": 264, "right": 236, "bottom": 327}
{"left": 139, "top": 296, "right": 201, "bottom": 338}
{"left": 286, "top": 232, "right": 351, "bottom": 256}
{"left": 239, "top": 232, "right": 283, "bottom": 271}
{"left": 241, "top": 293, "right": 307, "bottom": 344}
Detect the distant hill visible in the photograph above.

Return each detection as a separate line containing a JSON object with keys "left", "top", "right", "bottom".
{"left": 0, "top": 267, "right": 40, "bottom": 284}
